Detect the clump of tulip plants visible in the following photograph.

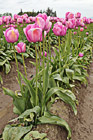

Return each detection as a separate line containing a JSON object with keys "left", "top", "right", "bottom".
{"left": 2, "top": 12, "right": 93, "bottom": 140}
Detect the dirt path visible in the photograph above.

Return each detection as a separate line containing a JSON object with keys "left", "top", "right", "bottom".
{"left": 70, "top": 63, "right": 93, "bottom": 140}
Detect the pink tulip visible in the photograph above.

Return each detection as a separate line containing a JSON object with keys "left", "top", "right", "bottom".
{"left": 14, "top": 14, "right": 19, "bottom": 20}
{"left": 76, "top": 27, "right": 78, "bottom": 30}
{"left": 41, "top": 51, "right": 47, "bottom": 57}
{"left": 66, "top": 18, "right": 76, "bottom": 29}
{"left": 79, "top": 53, "right": 83, "bottom": 57}
{"left": 76, "top": 18, "right": 84, "bottom": 27}
{"left": 4, "top": 27, "right": 19, "bottom": 43}
{"left": 65, "top": 12, "right": 70, "bottom": 20}
{"left": 85, "top": 26, "right": 87, "bottom": 29}
{"left": 80, "top": 27, "right": 84, "bottom": 32}
{"left": 15, "top": 42, "right": 26, "bottom": 53}
{"left": 75, "top": 12, "right": 81, "bottom": 18}
{"left": 0, "top": 18, "right": 2, "bottom": 25}
{"left": 73, "top": 32, "right": 77, "bottom": 35}
{"left": 37, "top": 13, "right": 47, "bottom": 21}
{"left": 86, "top": 32, "right": 89, "bottom": 35}
{"left": 53, "top": 22, "right": 67, "bottom": 36}
{"left": 36, "top": 13, "right": 51, "bottom": 31}
{"left": 17, "top": 18, "right": 23, "bottom": 24}
{"left": 22, "top": 14, "right": 28, "bottom": 19}
{"left": 3, "top": 16, "right": 11, "bottom": 23}
{"left": 65, "top": 12, "right": 74, "bottom": 20}
{"left": 24, "top": 24, "right": 42, "bottom": 43}
{"left": 35, "top": 17, "right": 45, "bottom": 30}
{"left": 25, "top": 18, "right": 31, "bottom": 24}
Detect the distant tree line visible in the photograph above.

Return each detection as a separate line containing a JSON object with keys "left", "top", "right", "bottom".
{"left": 0, "top": 13, "right": 12, "bottom": 17}
{"left": 18, "top": 7, "right": 57, "bottom": 17}
{"left": 0, "top": 7, "right": 57, "bottom": 17}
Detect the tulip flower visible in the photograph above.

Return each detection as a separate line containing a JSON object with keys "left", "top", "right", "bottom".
{"left": 85, "top": 26, "right": 87, "bottom": 29}
{"left": 86, "top": 32, "right": 89, "bottom": 35}
{"left": 15, "top": 42, "right": 26, "bottom": 53}
{"left": 65, "top": 12, "right": 70, "bottom": 20}
{"left": 53, "top": 22, "right": 67, "bottom": 72}
{"left": 76, "top": 27, "right": 78, "bottom": 30}
{"left": 75, "top": 12, "right": 81, "bottom": 18}
{"left": 73, "top": 32, "right": 77, "bottom": 35}
{"left": 66, "top": 18, "right": 76, "bottom": 29}
{"left": 79, "top": 53, "right": 84, "bottom": 57}
{"left": 0, "top": 18, "right": 2, "bottom": 25}
{"left": 80, "top": 27, "right": 84, "bottom": 32}
{"left": 41, "top": 51, "right": 47, "bottom": 57}
{"left": 53, "top": 22, "right": 67, "bottom": 36}
{"left": 65, "top": 12, "right": 74, "bottom": 20}
{"left": 15, "top": 42, "right": 27, "bottom": 78}
{"left": 24, "top": 24, "right": 42, "bottom": 43}
{"left": 4, "top": 27, "right": 19, "bottom": 43}
{"left": 36, "top": 13, "right": 51, "bottom": 31}
{"left": 35, "top": 17, "right": 45, "bottom": 30}
{"left": 17, "top": 18, "right": 23, "bottom": 24}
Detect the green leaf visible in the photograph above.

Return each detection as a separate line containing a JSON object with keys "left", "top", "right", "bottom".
{"left": 29, "top": 61, "right": 36, "bottom": 66}
{"left": 45, "top": 87, "right": 77, "bottom": 115}
{"left": 19, "top": 72, "right": 36, "bottom": 107}
{"left": 74, "top": 68, "right": 81, "bottom": 75}
{"left": 66, "top": 69, "right": 74, "bottom": 79}
{"left": 3, "top": 125, "right": 32, "bottom": 140}
{"left": 38, "top": 112, "right": 71, "bottom": 140}
{"left": 5, "top": 63, "right": 11, "bottom": 74}
{"left": 0, "top": 75, "right": 3, "bottom": 84}
{"left": 62, "top": 77, "right": 69, "bottom": 84}
{"left": 49, "top": 77, "right": 56, "bottom": 88}
{"left": 9, "top": 106, "right": 40, "bottom": 122}
{"left": 24, "top": 131, "right": 47, "bottom": 140}
{"left": 0, "top": 59, "right": 7, "bottom": 66}
{"left": 57, "top": 91, "right": 77, "bottom": 115}
{"left": 3, "top": 87, "right": 25, "bottom": 114}
{"left": 73, "top": 75, "right": 87, "bottom": 84}
{"left": 53, "top": 74, "right": 62, "bottom": 81}
{"left": 13, "top": 97, "right": 26, "bottom": 114}
{"left": 16, "top": 55, "right": 23, "bottom": 64}
{"left": 3, "top": 87, "right": 15, "bottom": 99}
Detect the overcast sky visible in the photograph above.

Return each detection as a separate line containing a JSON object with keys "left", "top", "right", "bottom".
{"left": 0, "top": 0, "right": 93, "bottom": 18}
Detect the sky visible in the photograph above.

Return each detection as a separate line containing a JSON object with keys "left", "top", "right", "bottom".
{"left": 0, "top": 0, "right": 93, "bottom": 18}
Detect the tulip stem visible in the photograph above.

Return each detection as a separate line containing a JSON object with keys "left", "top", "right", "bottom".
{"left": 41, "top": 31, "right": 45, "bottom": 115}
{"left": 45, "top": 36, "right": 49, "bottom": 61}
{"left": 35, "top": 44, "right": 38, "bottom": 106}
{"left": 39, "top": 42, "right": 42, "bottom": 86}
{"left": 13, "top": 44, "right": 22, "bottom": 92}
{"left": 38, "top": 44, "right": 41, "bottom": 71}
{"left": 48, "top": 33, "right": 51, "bottom": 64}
{"left": 58, "top": 36, "right": 61, "bottom": 72}
{"left": 22, "top": 54, "right": 27, "bottom": 78}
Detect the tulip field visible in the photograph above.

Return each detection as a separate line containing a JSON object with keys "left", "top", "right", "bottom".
{"left": 0, "top": 12, "right": 93, "bottom": 140}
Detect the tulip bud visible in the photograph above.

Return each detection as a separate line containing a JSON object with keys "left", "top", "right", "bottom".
{"left": 15, "top": 42, "right": 26, "bottom": 53}
{"left": 79, "top": 53, "right": 83, "bottom": 57}
{"left": 80, "top": 27, "right": 84, "bottom": 32}
{"left": 41, "top": 51, "right": 47, "bottom": 57}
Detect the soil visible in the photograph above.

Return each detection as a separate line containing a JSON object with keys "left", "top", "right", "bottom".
{"left": 0, "top": 58, "right": 93, "bottom": 140}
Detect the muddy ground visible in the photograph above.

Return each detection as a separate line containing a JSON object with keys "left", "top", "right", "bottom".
{"left": 0, "top": 58, "right": 93, "bottom": 140}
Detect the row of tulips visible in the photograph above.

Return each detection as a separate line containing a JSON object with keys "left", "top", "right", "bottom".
{"left": 0, "top": 12, "right": 93, "bottom": 140}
